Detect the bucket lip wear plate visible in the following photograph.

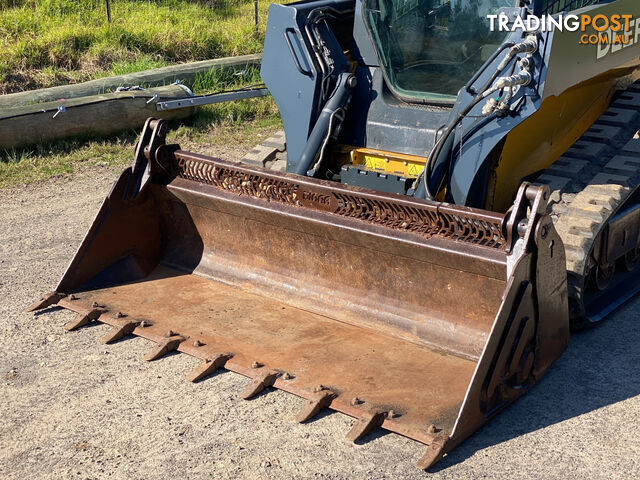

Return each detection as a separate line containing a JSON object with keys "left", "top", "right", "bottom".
{"left": 57, "top": 265, "right": 476, "bottom": 446}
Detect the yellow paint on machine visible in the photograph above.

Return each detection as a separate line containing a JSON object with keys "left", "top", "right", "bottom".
{"left": 488, "top": 71, "right": 632, "bottom": 212}
{"left": 351, "top": 148, "right": 427, "bottom": 178}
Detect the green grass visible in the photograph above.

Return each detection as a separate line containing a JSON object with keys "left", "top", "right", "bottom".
{"left": 0, "top": 0, "right": 281, "bottom": 93}
{"left": 0, "top": 135, "right": 135, "bottom": 187}
{"left": 184, "top": 65, "right": 279, "bottom": 130}
{"left": 102, "top": 55, "right": 169, "bottom": 77}
{"left": 0, "top": 67, "right": 282, "bottom": 187}
{"left": 191, "top": 63, "right": 263, "bottom": 93}
{"left": 0, "top": 64, "right": 282, "bottom": 187}
{"left": 0, "top": 1, "right": 284, "bottom": 188}
{"left": 0, "top": 110, "right": 282, "bottom": 188}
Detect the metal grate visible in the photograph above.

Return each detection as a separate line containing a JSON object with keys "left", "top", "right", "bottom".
{"left": 175, "top": 154, "right": 508, "bottom": 250}
{"left": 538, "top": 0, "right": 608, "bottom": 15}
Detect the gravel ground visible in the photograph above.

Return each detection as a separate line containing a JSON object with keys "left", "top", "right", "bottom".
{"left": 1, "top": 165, "right": 639, "bottom": 480}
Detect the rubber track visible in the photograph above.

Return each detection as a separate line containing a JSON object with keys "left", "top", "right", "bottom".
{"left": 534, "top": 81, "right": 640, "bottom": 324}
{"left": 241, "top": 130, "right": 287, "bottom": 171}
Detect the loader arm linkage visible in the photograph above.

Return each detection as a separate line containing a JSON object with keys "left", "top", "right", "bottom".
{"left": 29, "top": 119, "right": 569, "bottom": 469}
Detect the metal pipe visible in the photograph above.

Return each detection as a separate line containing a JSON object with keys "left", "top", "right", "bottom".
{"left": 156, "top": 87, "right": 269, "bottom": 111}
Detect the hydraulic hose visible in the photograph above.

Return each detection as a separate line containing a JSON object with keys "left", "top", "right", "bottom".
{"left": 415, "top": 35, "right": 537, "bottom": 200}
{"left": 476, "top": 38, "right": 537, "bottom": 95}
{"left": 464, "top": 42, "right": 515, "bottom": 95}
{"left": 294, "top": 72, "right": 356, "bottom": 176}
{"left": 414, "top": 93, "right": 491, "bottom": 199}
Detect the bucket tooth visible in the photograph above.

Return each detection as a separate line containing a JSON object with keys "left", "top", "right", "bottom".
{"left": 100, "top": 320, "right": 139, "bottom": 344}
{"left": 185, "top": 353, "right": 232, "bottom": 382}
{"left": 416, "top": 439, "right": 447, "bottom": 470}
{"left": 240, "top": 370, "right": 279, "bottom": 399}
{"left": 143, "top": 335, "right": 184, "bottom": 361}
{"left": 295, "top": 390, "right": 336, "bottom": 423}
{"left": 345, "top": 409, "right": 388, "bottom": 442}
{"left": 64, "top": 308, "right": 104, "bottom": 331}
{"left": 26, "top": 292, "right": 66, "bottom": 312}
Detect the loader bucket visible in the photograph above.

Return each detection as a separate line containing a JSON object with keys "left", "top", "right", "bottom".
{"left": 29, "top": 119, "right": 569, "bottom": 469}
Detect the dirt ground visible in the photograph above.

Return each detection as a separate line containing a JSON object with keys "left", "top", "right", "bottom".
{"left": 1, "top": 160, "right": 639, "bottom": 479}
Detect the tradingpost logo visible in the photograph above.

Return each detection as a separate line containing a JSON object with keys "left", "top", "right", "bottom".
{"left": 487, "top": 13, "right": 640, "bottom": 59}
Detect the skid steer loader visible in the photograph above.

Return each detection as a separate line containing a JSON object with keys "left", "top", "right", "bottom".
{"left": 28, "top": 0, "right": 640, "bottom": 469}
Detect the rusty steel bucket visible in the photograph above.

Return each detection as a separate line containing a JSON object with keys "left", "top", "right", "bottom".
{"left": 28, "top": 119, "right": 570, "bottom": 469}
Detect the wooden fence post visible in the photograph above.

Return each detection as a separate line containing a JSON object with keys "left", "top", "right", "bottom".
{"left": 254, "top": 0, "right": 258, "bottom": 34}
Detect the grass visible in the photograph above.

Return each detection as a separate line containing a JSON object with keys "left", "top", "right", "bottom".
{"left": 0, "top": 113, "right": 282, "bottom": 187}
{"left": 0, "top": 1, "right": 284, "bottom": 187}
{"left": 0, "top": 0, "right": 281, "bottom": 93}
{"left": 0, "top": 64, "right": 282, "bottom": 187}
{"left": 0, "top": 136, "right": 135, "bottom": 187}
{"left": 184, "top": 65, "right": 277, "bottom": 126}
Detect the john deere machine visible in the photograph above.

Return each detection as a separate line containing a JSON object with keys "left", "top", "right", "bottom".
{"left": 29, "top": 0, "right": 640, "bottom": 469}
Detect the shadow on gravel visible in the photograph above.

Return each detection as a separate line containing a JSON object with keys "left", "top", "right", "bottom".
{"left": 431, "top": 297, "right": 640, "bottom": 471}
{"left": 32, "top": 306, "right": 63, "bottom": 316}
